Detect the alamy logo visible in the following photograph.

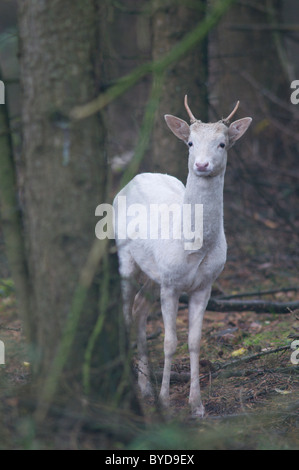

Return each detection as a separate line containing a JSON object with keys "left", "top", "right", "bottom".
{"left": 95, "top": 197, "right": 204, "bottom": 251}
{"left": 290, "top": 340, "right": 299, "bottom": 365}
{"left": 0, "top": 340, "right": 5, "bottom": 365}
{"left": 290, "top": 80, "right": 299, "bottom": 104}
{"left": 0, "top": 81, "right": 4, "bottom": 104}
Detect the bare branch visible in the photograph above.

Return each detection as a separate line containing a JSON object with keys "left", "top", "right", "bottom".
{"left": 70, "top": 0, "right": 238, "bottom": 120}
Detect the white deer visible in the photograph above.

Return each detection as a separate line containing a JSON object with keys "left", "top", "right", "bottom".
{"left": 113, "top": 96, "right": 252, "bottom": 416}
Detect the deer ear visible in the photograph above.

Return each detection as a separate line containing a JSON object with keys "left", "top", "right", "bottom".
{"left": 165, "top": 115, "right": 190, "bottom": 143}
{"left": 228, "top": 117, "right": 252, "bottom": 148}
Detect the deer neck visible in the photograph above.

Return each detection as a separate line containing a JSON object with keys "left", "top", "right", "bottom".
{"left": 184, "top": 172, "right": 225, "bottom": 247}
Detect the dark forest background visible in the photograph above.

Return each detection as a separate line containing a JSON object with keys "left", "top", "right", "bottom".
{"left": 0, "top": 0, "right": 298, "bottom": 450}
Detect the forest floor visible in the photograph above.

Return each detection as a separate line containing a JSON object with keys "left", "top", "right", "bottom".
{"left": 0, "top": 228, "right": 299, "bottom": 449}
{"left": 134, "top": 255, "right": 299, "bottom": 449}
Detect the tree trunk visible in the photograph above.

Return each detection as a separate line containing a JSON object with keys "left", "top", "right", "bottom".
{"left": 17, "top": 0, "right": 137, "bottom": 421}
{"left": 100, "top": 0, "right": 151, "bottom": 176}
{"left": 150, "top": 0, "right": 208, "bottom": 182}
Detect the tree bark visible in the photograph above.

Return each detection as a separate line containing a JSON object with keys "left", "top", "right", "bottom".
{"left": 17, "top": 0, "right": 137, "bottom": 419}
{"left": 18, "top": 0, "right": 103, "bottom": 367}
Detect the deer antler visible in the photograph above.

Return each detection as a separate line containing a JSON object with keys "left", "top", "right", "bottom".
{"left": 223, "top": 100, "right": 240, "bottom": 124}
{"left": 184, "top": 95, "right": 199, "bottom": 124}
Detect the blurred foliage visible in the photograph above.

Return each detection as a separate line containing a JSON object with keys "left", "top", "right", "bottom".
{"left": 128, "top": 406, "right": 299, "bottom": 450}
{"left": 0, "top": 278, "right": 14, "bottom": 297}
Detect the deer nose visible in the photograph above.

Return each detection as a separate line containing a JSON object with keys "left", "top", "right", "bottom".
{"left": 195, "top": 162, "right": 209, "bottom": 171}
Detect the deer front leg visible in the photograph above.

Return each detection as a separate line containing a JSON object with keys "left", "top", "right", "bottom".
{"left": 188, "top": 286, "right": 212, "bottom": 417}
{"left": 159, "top": 286, "right": 179, "bottom": 409}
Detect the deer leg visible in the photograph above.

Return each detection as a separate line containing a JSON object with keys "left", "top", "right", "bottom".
{"left": 188, "top": 286, "right": 212, "bottom": 417}
{"left": 118, "top": 249, "right": 140, "bottom": 328}
{"left": 159, "top": 285, "right": 179, "bottom": 408}
{"left": 133, "top": 279, "right": 155, "bottom": 397}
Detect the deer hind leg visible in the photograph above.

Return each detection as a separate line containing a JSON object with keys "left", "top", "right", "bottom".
{"left": 118, "top": 247, "right": 140, "bottom": 328}
{"left": 133, "top": 278, "right": 156, "bottom": 398}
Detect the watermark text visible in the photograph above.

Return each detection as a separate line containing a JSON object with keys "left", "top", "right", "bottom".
{"left": 0, "top": 81, "right": 4, "bottom": 105}
{"left": 95, "top": 197, "right": 203, "bottom": 251}
{"left": 290, "top": 340, "right": 299, "bottom": 365}
{"left": 0, "top": 340, "right": 5, "bottom": 365}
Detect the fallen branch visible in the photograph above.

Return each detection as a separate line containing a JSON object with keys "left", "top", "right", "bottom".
{"left": 208, "top": 298, "right": 299, "bottom": 314}
{"left": 217, "top": 286, "right": 299, "bottom": 300}
{"left": 152, "top": 345, "right": 294, "bottom": 384}
{"left": 0, "top": 324, "right": 21, "bottom": 332}
{"left": 211, "top": 345, "right": 291, "bottom": 373}
{"left": 179, "top": 294, "right": 299, "bottom": 314}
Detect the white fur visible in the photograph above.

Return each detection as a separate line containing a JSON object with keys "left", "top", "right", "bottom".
{"left": 113, "top": 102, "right": 252, "bottom": 417}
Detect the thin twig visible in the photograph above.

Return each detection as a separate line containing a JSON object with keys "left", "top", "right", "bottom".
{"left": 213, "top": 345, "right": 290, "bottom": 372}
{"left": 240, "top": 70, "right": 299, "bottom": 118}
{"left": 228, "top": 23, "right": 299, "bottom": 32}
{"left": 198, "top": 345, "right": 291, "bottom": 382}
{"left": 0, "top": 324, "right": 21, "bottom": 332}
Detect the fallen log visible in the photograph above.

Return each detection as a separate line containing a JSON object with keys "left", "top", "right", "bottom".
{"left": 179, "top": 294, "right": 299, "bottom": 314}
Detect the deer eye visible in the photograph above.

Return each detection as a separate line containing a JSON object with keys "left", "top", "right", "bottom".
{"left": 188, "top": 142, "right": 193, "bottom": 147}
{"left": 218, "top": 142, "right": 225, "bottom": 149}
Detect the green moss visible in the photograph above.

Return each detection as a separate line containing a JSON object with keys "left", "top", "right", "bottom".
{"left": 243, "top": 326, "right": 290, "bottom": 349}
